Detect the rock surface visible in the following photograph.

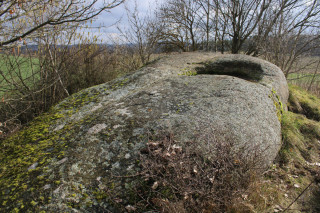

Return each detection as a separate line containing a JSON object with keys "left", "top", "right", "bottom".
{"left": 0, "top": 52, "right": 288, "bottom": 212}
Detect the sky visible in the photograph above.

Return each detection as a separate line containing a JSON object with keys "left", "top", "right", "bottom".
{"left": 87, "top": 0, "right": 160, "bottom": 43}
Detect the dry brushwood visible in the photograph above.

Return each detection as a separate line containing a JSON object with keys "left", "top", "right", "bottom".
{"left": 139, "top": 132, "right": 264, "bottom": 212}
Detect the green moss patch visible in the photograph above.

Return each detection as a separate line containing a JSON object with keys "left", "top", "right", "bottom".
{"left": 288, "top": 84, "right": 320, "bottom": 121}
{"left": 280, "top": 85, "right": 320, "bottom": 167}
{"left": 0, "top": 96, "right": 102, "bottom": 213}
{"left": 0, "top": 111, "right": 70, "bottom": 212}
{"left": 269, "top": 88, "right": 284, "bottom": 122}
{"left": 56, "top": 88, "right": 102, "bottom": 110}
{"left": 279, "top": 111, "right": 320, "bottom": 166}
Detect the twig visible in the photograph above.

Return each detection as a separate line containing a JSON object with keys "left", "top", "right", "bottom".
{"left": 282, "top": 180, "right": 314, "bottom": 212}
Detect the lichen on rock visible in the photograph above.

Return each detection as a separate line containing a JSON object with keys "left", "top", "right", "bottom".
{"left": 0, "top": 52, "right": 289, "bottom": 212}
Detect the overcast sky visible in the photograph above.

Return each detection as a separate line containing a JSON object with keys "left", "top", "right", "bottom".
{"left": 87, "top": 0, "right": 160, "bottom": 43}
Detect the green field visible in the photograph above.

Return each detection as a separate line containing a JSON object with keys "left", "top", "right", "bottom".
{"left": 288, "top": 72, "right": 320, "bottom": 80}
{"left": 287, "top": 72, "right": 320, "bottom": 96}
{"left": 287, "top": 73, "right": 320, "bottom": 86}
{"left": 0, "top": 55, "right": 40, "bottom": 96}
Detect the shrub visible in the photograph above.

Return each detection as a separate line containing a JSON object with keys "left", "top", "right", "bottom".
{"left": 138, "top": 131, "right": 264, "bottom": 212}
{"left": 0, "top": 43, "right": 148, "bottom": 141}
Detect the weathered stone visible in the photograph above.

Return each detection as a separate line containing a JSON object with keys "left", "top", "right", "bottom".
{"left": 0, "top": 52, "right": 288, "bottom": 212}
{"left": 196, "top": 54, "right": 289, "bottom": 106}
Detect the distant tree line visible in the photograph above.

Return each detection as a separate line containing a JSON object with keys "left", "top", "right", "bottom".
{"left": 122, "top": 0, "right": 319, "bottom": 75}
{"left": 154, "top": 0, "right": 320, "bottom": 54}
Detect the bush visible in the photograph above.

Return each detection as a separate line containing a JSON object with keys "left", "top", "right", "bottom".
{"left": 0, "top": 44, "right": 148, "bottom": 140}
{"left": 138, "top": 131, "right": 264, "bottom": 212}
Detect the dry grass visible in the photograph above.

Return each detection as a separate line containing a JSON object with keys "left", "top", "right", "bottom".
{"left": 232, "top": 85, "right": 320, "bottom": 213}
{"left": 286, "top": 56, "right": 320, "bottom": 96}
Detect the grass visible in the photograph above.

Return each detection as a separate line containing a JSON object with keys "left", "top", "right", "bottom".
{"left": 288, "top": 84, "right": 320, "bottom": 121}
{"left": 286, "top": 56, "right": 320, "bottom": 96}
{"left": 287, "top": 73, "right": 320, "bottom": 82}
{"left": 0, "top": 54, "right": 40, "bottom": 96}
{"left": 283, "top": 56, "right": 320, "bottom": 76}
{"left": 287, "top": 73, "right": 320, "bottom": 91}
{"left": 234, "top": 84, "right": 320, "bottom": 212}
{"left": 0, "top": 54, "right": 39, "bottom": 77}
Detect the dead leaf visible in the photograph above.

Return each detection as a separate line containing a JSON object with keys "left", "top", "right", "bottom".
{"left": 125, "top": 205, "right": 136, "bottom": 212}
{"left": 152, "top": 181, "right": 159, "bottom": 190}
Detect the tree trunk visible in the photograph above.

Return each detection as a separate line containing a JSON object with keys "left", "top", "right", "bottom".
{"left": 231, "top": 33, "right": 240, "bottom": 54}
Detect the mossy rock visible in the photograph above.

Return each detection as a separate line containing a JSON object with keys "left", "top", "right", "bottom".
{"left": 0, "top": 53, "right": 289, "bottom": 212}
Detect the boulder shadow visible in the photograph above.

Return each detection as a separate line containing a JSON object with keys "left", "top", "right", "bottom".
{"left": 196, "top": 60, "right": 264, "bottom": 82}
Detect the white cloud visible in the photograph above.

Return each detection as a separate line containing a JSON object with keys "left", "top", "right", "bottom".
{"left": 92, "top": 0, "right": 162, "bottom": 42}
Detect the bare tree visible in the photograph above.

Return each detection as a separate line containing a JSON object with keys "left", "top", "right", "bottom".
{"left": 196, "top": 0, "right": 213, "bottom": 51}
{"left": 116, "top": 1, "right": 163, "bottom": 66}
{"left": 257, "top": 0, "right": 320, "bottom": 77}
{"left": 213, "top": 0, "right": 274, "bottom": 54}
{"left": 152, "top": 0, "right": 319, "bottom": 58}
{"left": 158, "top": 0, "right": 200, "bottom": 52}
{"left": 0, "top": 0, "right": 125, "bottom": 138}
{"left": 0, "top": 0, "right": 124, "bottom": 48}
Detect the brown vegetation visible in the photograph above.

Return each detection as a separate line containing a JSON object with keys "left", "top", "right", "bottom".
{"left": 0, "top": 43, "right": 152, "bottom": 139}
{"left": 133, "top": 131, "right": 264, "bottom": 212}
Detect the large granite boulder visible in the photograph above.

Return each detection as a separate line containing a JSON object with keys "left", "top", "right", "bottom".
{"left": 0, "top": 53, "right": 288, "bottom": 212}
